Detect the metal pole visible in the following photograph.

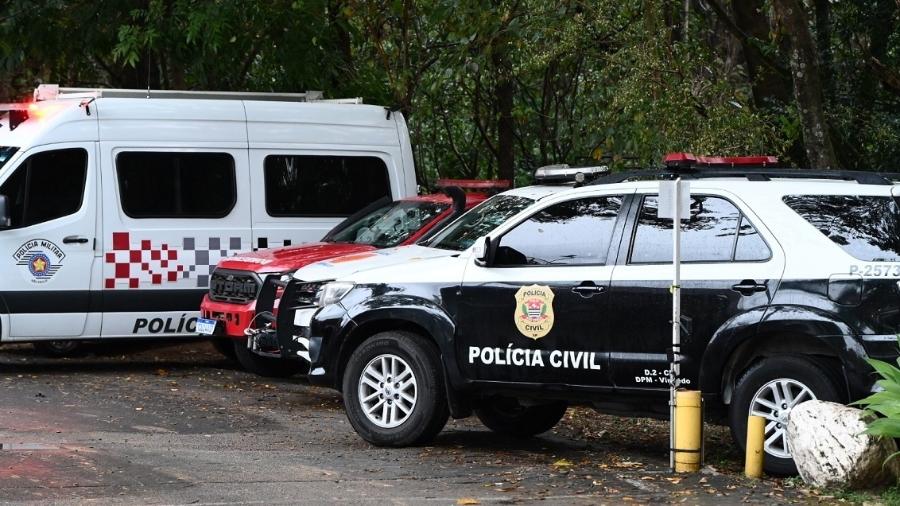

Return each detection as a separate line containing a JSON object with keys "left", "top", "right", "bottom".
{"left": 669, "top": 178, "right": 682, "bottom": 471}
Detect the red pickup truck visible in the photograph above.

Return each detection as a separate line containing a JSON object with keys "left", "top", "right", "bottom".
{"left": 200, "top": 182, "right": 501, "bottom": 376}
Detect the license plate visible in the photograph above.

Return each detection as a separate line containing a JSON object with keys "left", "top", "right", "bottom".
{"left": 196, "top": 318, "right": 219, "bottom": 335}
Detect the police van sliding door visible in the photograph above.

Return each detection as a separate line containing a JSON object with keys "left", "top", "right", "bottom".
{"left": 99, "top": 146, "right": 252, "bottom": 338}
{"left": 0, "top": 143, "right": 100, "bottom": 340}
{"left": 456, "top": 194, "right": 630, "bottom": 388}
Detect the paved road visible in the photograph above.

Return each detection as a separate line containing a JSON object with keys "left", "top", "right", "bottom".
{"left": 0, "top": 341, "right": 808, "bottom": 505}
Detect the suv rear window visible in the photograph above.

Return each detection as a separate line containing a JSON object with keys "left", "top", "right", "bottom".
{"left": 783, "top": 195, "right": 900, "bottom": 262}
{"left": 630, "top": 195, "right": 771, "bottom": 263}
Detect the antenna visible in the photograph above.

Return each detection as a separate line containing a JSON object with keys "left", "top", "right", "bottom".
{"left": 146, "top": 47, "right": 152, "bottom": 99}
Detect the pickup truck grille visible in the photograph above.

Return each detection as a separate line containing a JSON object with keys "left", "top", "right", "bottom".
{"left": 209, "top": 270, "right": 260, "bottom": 304}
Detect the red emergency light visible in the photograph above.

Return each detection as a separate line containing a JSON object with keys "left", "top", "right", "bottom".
{"left": 664, "top": 152, "right": 780, "bottom": 169}
{"left": 435, "top": 179, "right": 512, "bottom": 190}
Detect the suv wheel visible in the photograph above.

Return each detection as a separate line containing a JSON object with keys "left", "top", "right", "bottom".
{"left": 475, "top": 397, "right": 567, "bottom": 437}
{"left": 233, "top": 339, "right": 307, "bottom": 378}
{"left": 729, "top": 355, "right": 841, "bottom": 475}
{"left": 342, "top": 331, "right": 449, "bottom": 446}
{"left": 33, "top": 340, "right": 81, "bottom": 357}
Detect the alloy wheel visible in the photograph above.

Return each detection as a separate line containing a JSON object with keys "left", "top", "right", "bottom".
{"left": 749, "top": 378, "right": 816, "bottom": 459}
{"left": 357, "top": 354, "right": 418, "bottom": 428}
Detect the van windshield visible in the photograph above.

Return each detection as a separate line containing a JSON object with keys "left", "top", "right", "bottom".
{"left": 428, "top": 195, "right": 534, "bottom": 251}
{"left": 0, "top": 147, "right": 18, "bottom": 171}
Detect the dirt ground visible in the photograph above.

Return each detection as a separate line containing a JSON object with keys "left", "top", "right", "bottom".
{"left": 0, "top": 340, "right": 866, "bottom": 504}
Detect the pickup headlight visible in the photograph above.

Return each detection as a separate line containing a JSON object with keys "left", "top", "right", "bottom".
{"left": 317, "top": 281, "right": 355, "bottom": 307}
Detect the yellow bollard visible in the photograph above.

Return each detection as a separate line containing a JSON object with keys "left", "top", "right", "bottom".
{"left": 745, "top": 415, "right": 765, "bottom": 478}
{"left": 674, "top": 390, "right": 702, "bottom": 472}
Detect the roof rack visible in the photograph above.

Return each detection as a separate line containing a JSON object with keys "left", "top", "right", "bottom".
{"left": 33, "top": 84, "right": 362, "bottom": 104}
{"left": 589, "top": 168, "right": 894, "bottom": 186}
{"left": 583, "top": 152, "right": 893, "bottom": 186}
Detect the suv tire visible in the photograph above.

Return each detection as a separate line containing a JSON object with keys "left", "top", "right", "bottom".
{"left": 33, "top": 340, "right": 81, "bottom": 357}
{"left": 211, "top": 338, "right": 238, "bottom": 361}
{"left": 233, "top": 338, "right": 307, "bottom": 378}
{"left": 342, "top": 331, "right": 449, "bottom": 446}
{"left": 729, "top": 355, "right": 841, "bottom": 475}
{"left": 475, "top": 398, "right": 567, "bottom": 437}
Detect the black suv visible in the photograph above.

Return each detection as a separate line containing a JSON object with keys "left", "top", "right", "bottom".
{"left": 262, "top": 164, "right": 900, "bottom": 474}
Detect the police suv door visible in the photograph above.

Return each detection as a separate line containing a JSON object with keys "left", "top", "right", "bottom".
{"left": 455, "top": 192, "right": 631, "bottom": 387}
{"left": 0, "top": 144, "right": 100, "bottom": 339}
{"left": 606, "top": 190, "right": 784, "bottom": 391}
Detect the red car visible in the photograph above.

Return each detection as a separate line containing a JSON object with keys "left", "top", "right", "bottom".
{"left": 200, "top": 182, "right": 501, "bottom": 376}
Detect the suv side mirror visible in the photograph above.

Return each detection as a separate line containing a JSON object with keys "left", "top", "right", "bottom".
{"left": 0, "top": 195, "right": 10, "bottom": 229}
{"left": 474, "top": 236, "right": 497, "bottom": 267}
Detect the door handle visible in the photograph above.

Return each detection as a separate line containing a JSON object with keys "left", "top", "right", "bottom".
{"left": 572, "top": 282, "right": 606, "bottom": 298}
{"left": 731, "top": 279, "right": 767, "bottom": 296}
{"left": 63, "top": 235, "right": 89, "bottom": 244}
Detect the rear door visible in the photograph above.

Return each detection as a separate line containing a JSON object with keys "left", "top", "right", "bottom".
{"left": 0, "top": 144, "right": 100, "bottom": 339}
{"left": 606, "top": 190, "right": 784, "bottom": 391}
{"left": 455, "top": 192, "right": 630, "bottom": 387}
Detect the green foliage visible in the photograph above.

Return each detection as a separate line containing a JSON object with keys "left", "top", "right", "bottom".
{"left": 855, "top": 349, "right": 900, "bottom": 465}
{"left": 1, "top": 0, "right": 898, "bottom": 183}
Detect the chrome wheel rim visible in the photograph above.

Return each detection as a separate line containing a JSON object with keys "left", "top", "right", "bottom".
{"left": 358, "top": 354, "right": 417, "bottom": 429}
{"left": 749, "top": 378, "right": 816, "bottom": 459}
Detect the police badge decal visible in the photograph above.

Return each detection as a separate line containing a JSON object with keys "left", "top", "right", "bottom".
{"left": 13, "top": 239, "right": 65, "bottom": 284}
{"left": 514, "top": 284, "right": 555, "bottom": 339}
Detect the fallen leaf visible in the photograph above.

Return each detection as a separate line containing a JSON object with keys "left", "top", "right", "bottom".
{"left": 551, "top": 459, "right": 574, "bottom": 470}
{"left": 456, "top": 499, "right": 480, "bottom": 505}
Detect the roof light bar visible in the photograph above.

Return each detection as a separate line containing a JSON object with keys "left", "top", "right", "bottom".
{"left": 664, "top": 152, "right": 780, "bottom": 169}
{"left": 534, "top": 164, "right": 609, "bottom": 184}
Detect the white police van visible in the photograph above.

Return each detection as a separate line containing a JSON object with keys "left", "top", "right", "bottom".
{"left": 0, "top": 85, "right": 416, "bottom": 355}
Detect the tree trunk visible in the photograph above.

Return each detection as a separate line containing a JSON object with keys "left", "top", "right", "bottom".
{"left": 492, "top": 45, "right": 515, "bottom": 182}
{"left": 773, "top": 0, "right": 839, "bottom": 169}
{"left": 731, "top": 0, "right": 791, "bottom": 109}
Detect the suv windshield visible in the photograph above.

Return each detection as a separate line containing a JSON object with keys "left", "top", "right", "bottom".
{"left": 428, "top": 195, "right": 534, "bottom": 251}
{"left": 0, "top": 146, "right": 18, "bottom": 171}
{"left": 329, "top": 200, "right": 448, "bottom": 248}
{"left": 784, "top": 194, "right": 900, "bottom": 262}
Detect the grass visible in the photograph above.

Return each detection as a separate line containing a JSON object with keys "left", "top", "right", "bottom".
{"left": 831, "top": 485, "right": 900, "bottom": 505}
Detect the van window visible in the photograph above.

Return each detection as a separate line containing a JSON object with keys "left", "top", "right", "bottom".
{"left": 264, "top": 155, "right": 391, "bottom": 217}
{"left": 0, "top": 146, "right": 18, "bottom": 171}
{"left": 0, "top": 148, "right": 87, "bottom": 228}
{"left": 117, "top": 152, "right": 236, "bottom": 219}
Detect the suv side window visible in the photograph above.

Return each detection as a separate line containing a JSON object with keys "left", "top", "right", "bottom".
{"left": 0, "top": 148, "right": 88, "bottom": 228}
{"left": 783, "top": 195, "right": 900, "bottom": 261}
{"left": 495, "top": 196, "right": 623, "bottom": 266}
{"left": 264, "top": 155, "right": 391, "bottom": 217}
{"left": 630, "top": 195, "right": 770, "bottom": 264}
{"left": 117, "top": 152, "right": 236, "bottom": 219}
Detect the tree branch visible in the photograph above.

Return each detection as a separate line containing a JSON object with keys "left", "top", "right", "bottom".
{"left": 868, "top": 56, "right": 900, "bottom": 98}
{"left": 705, "top": 0, "right": 789, "bottom": 78}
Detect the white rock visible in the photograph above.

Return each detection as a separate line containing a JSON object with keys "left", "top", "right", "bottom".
{"left": 786, "top": 400, "right": 900, "bottom": 489}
